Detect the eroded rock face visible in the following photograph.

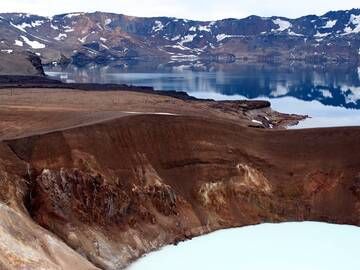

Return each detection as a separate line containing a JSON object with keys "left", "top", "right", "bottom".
{"left": 0, "top": 52, "right": 44, "bottom": 76}
{"left": 1, "top": 115, "right": 360, "bottom": 269}
{"left": 0, "top": 143, "right": 99, "bottom": 270}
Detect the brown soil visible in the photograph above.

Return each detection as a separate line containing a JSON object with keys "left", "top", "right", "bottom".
{"left": 1, "top": 87, "right": 357, "bottom": 270}
{"left": 0, "top": 88, "right": 303, "bottom": 140}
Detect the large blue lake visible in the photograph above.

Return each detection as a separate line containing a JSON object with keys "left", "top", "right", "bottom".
{"left": 46, "top": 61, "right": 360, "bottom": 128}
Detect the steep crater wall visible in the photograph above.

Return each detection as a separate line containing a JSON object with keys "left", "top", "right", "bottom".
{"left": 2, "top": 115, "right": 360, "bottom": 269}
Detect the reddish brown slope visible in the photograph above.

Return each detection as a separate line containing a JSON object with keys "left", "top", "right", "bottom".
{"left": 2, "top": 114, "right": 360, "bottom": 269}
{"left": 0, "top": 142, "right": 99, "bottom": 270}
{"left": 0, "top": 88, "right": 303, "bottom": 140}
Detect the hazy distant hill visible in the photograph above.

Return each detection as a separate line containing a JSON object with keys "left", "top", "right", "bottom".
{"left": 0, "top": 9, "right": 359, "bottom": 65}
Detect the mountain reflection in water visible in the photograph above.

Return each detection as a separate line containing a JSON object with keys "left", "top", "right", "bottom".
{"left": 46, "top": 61, "right": 360, "bottom": 127}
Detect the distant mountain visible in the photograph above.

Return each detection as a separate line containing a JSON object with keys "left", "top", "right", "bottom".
{"left": 0, "top": 9, "right": 359, "bottom": 66}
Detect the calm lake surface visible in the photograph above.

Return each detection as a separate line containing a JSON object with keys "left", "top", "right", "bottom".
{"left": 46, "top": 61, "right": 360, "bottom": 128}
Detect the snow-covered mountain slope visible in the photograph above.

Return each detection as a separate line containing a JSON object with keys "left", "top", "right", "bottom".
{"left": 0, "top": 9, "right": 359, "bottom": 65}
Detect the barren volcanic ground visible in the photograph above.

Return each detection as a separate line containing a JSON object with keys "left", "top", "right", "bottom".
{"left": 0, "top": 87, "right": 360, "bottom": 269}
{"left": 0, "top": 88, "right": 302, "bottom": 140}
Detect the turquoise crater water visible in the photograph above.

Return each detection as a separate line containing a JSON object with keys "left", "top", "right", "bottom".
{"left": 128, "top": 222, "right": 360, "bottom": 270}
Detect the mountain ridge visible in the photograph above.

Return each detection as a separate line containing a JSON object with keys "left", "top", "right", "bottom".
{"left": 2, "top": 7, "right": 360, "bottom": 22}
{"left": 0, "top": 9, "right": 359, "bottom": 65}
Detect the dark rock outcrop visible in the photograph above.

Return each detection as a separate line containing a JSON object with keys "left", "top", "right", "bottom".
{"left": 0, "top": 51, "right": 45, "bottom": 76}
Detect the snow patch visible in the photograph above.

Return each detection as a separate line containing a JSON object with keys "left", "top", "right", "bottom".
{"left": 189, "top": 26, "right": 197, "bottom": 32}
{"left": 31, "top": 20, "right": 45, "bottom": 27}
{"left": 100, "top": 43, "right": 109, "bottom": 50}
{"left": 14, "top": 40, "right": 23, "bottom": 46}
{"left": 17, "top": 22, "right": 32, "bottom": 29}
{"left": 252, "top": 119, "right": 263, "bottom": 125}
{"left": 54, "top": 33, "right": 67, "bottom": 41}
{"left": 152, "top": 20, "right": 164, "bottom": 32}
{"left": 1, "top": 49, "right": 13, "bottom": 54}
{"left": 288, "top": 31, "right": 303, "bottom": 37}
{"left": 341, "top": 85, "right": 360, "bottom": 104}
{"left": 78, "top": 35, "right": 88, "bottom": 43}
{"left": 11, "top": 19, "right": 45, "bottom": 30}
{"left": 349, "top": 14, "right": 360, "bottom": 27}
{"left": 319, "top": 89, "right": 333, "bottom": 98}
{"left": 50, "top": 24, "right": 58, "bottom": 30}
{"left": 343, "top": 14, "right": 360, "bottom": 34}
{"left": 164, "top": 45, "right": 189, "bottom": 51}
{"left": 10, "top": 22, "right": 27, "bottom": 33}
{"left": 65, "top": 13, "right": 82, "bottom": 18}
{"left": 323, "top": 20, "right": 337, "bottom": 29}
{"left": 20, "top": 35, "right": 45, "bottom": 49}
{"left": 105, "top": 18, "right": 112, "bottom": 26}
{"left": 314, "top": 31, "right": 331, "bottom": 38}
{"left": 171, "top": 35, "right": 181, "bottom": 41}
{"left": 271, "top": 84, "right": 289, "bottom": 97}
{"left": 179, "top": 34, "right": 196, "bottom": 45}
{"left": 272, "top": 18, "right": 292, "bottom": 31}
{"left": 216, "top": 34, "right": 243, "bottom": 42}
{"left": 198, "top": 23, "right": 212, "bottom": 32}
